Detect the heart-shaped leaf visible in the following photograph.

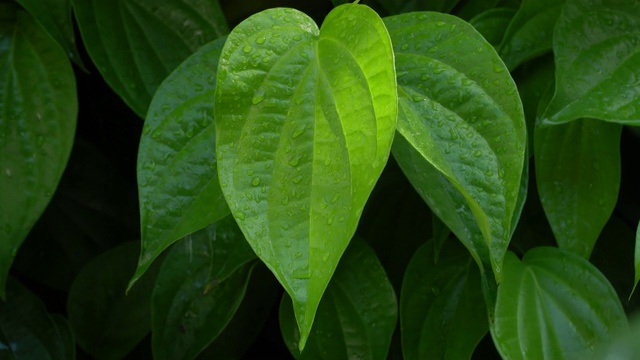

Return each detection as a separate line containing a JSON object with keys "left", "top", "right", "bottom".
{"left": 72, "top": 0, "right": 228, "bottom": 117}
{"left": 401, "top": 239, "right": 487, "bottom": 360}
{"left": 0, "top": 4, "right": 77, "bottom": 298}
{"left": 493, "top": 247, "right": 627, "bottom": 359}
{"left": 279, "top": 238, "right": 397, "bottom": 359}
{"left": 131, "top": 36, "right": 230, "bottom": 287}
{"left": 385, "top": 12, "right": 526, "bottom": 281}
{"left": 540, "top": 0, "right": 640, "bottom": 125}
{"left": 535, "top": 119, "right": 622, "bottom": 258}
{"left": 214, "top": 4, "right": 397, "bottom": 348}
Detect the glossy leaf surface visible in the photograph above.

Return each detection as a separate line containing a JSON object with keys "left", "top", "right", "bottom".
{"left": 67, "top": 242, "right": 161, "bottom": 359}
{"left": 498, "top": 0, "right": 566, "bottom": 70}
{"left": 493, "top": 248, "right": 627, "bottom": 359}
{"left": 152, "top": 217, "right": 257, "bottom": 360}
{"left": 279, "top": 239, "right": 397, "bottom": 359}
{"left": 535, "top": 119, "right": 622, "bottom": 258}
{"left": 0, "top": 5, "right": 77, "bottom": 297}
{"left": 132, "top": 36, "right": 229, "bottom": 286}
{"left": 469, "top": 8, "right": 515, "bottom": 47}
{"left": 215, "top": 5, "right": 397, "bottom": 347}
{"left": 386, "top": 12, "right": 526, "bottom": 280}
{"left": 72, "top": 0, "right": 228, "bottom": 117}
{"left": 0, "top": 278, "right": 71, "bottom": 360}
{"left": 540, "top": 0, "right": 640, "bottom": 125}
{"left": 401, "top": 239, "right": 487, "bottom": 360}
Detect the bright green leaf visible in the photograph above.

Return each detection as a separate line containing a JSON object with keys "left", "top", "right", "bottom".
{"left": 0, "top": 278, "right": 71, "bottom": 360}
{"left": 540, "top": 0, "right": 640, "bottom": 125}
{"left": 493, "top": 247, "right": 627, "bottom": 359}
{"left": 0, "top": 4, "right": 77, "bottom": 298}
{"left": 535, "top": 119, "right": 622, "bottom": 258}
{"left": 214, "top": 5, "right": 397, "bottom": 348}
{"left": 279, "top": 238, "right": 397, "bottom": 360}
{"left": 67, "top": 242, "right": 162, "bottom": 359}
{"left": 401, "top": 239, "right": 487, "bottom": 360}
{"left": 132, "top": 36, "right": 230, "bottom": 286}
{"left": 16, "top": 0, "right": 86, "bottom": 69}
{"left": 72, "top": 0, "right": 228, "bottom": 117}
{"left": 152, "top": 217, "right": 257, "bottom": 360}
{"left": 633, "top": 221, "right": 640, "bottom": 297}
{"left": 469, "top": 8, "right": 516, "bottom": 47}
{"left": 386, "top": 12, "right": 526, "bottom": 281}
{"left": 498, "top": 0, "right": 567, "bottom": 71}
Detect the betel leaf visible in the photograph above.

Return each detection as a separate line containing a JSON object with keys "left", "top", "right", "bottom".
{"left": 498, "top": 0, "right": 566, "bottom": 71}
{"left": 401, "top": 240, "right": 487, "bottom": 360}
{"left": 214, "top": 4, "right": 397, "bottom": 348}
{"left": 385, "top": 12, "right": 526, "bottom": 281}
{"left": 633, "top": 221, "right": 640, "bottom": 297}
{"left": 493, "top": 248, "right": 627, "bottom": 359}
{"left": 454, "top": 0, "right": 501, "bottom": 20}
{"left": 72, "top": 0, "right": 228, "bottom": 117}
{"left": 151, "top": 217, "right": 257, "bottom": 360}
{"left": 67, "top": 242, "right": 162, "bottom": 360}
{"left": 0, "top": 278, "right": 71, "bottom": 360}
{"left": 16, "top": 0, "right": 86, "bottom": 69}
{"left": 132, "top": 36, "right": 229, "bottom": 287}
{"left": 535, "top": 119, "right": 622, "bottom": 258}
{"left": 469, "top": 8, "right": 516, "bottom": 47}
{"left": 279, "top": 238, "right": 397, "bottom": 360}
{"left": 540, "top": 0, "right": 640, "bottom": 125}
{"left": 0, "top": 4, "right": 77, "bottom": 298}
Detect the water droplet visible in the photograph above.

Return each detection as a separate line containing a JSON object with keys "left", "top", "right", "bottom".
{"left": 401, "top": 43, "right": 409, "bottom": 50}
{"left": 292, "top": 176, "right": 302, "bottom": 184}
{"left": 235, "top": 211, "right": 246, "bottom": 221}
{"left": 435, "top": 21, "right": 446, "bottom": 27}
{"left": 292, "top": 125, "right": 306, "bottom": 139}
{"left": 327, "top": 216, "right": 334, "bottom": 225}
{"left": 251, "top": 177, "right": 261, "bottom": 186}
{"left": 256, "top": 36, "right": 266, "bottom": 44}
{"left": 251, "top": 94, "right": 264, "bottom": 104}
{"left": 288, "top": 156, "right": 300, "bottom": 166}
{"left": 4, "top": 168, "right": 11, "bottom": 177}
{"left": 243, "top": 44, "right": 252, "bottom": 53}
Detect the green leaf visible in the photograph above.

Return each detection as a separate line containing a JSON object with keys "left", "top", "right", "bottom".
{"left": 454, "top": 0, "right": 501, "bottom": 20}
{"left": 401, "top": 240, "right": 487, "bottom": 360}
{"left": 132, "top": 36, "right": 230, "bottom": 287}
{"left": 16, "top": 0, "right": 86, "bottom": 69}
{"left": 540, "top": 0, "right": 640, "bottom": 125}
{"left": 493, "top": 247, "right": 628, "bottom": 359}
{"left": 151, "top": 217, "right": 257, "bottom": 360}
{"left": 498, "top": 0, "right": 567, "bottom": 71}
{"left": 386, "top": 12, "right": 526, "bottom": 281}
{"left": 67, "top": 242, "right": 162, "bottom": 359}
{"left": 0, "top": 4, "right": 77, "bottom": 298}
{"left": 469, "top": 8, "right": 516, "bottom": 47}
{"left": 214, "top": 4, "right": 397, "bottom": 348}
{"left": 279, "top": 238, "right": 397, "bottom": 359}
{"left": 535, "top": 119, "right": 622, "bottom": 258}
{"left": 72, "top": 0, "right": 228, "bottom": 117}
{"left": 49, "top": 314, "right": 75, "bottom": 360}
{"left": 633, "top": 221, "right": 640, "bottom": 297}
{"left": 0, "top": 278, "right": 71, "bottom": 360}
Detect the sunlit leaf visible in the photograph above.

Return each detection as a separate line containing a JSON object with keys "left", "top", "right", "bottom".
{"left": 214, "top": 4, "right": 397, "bottom": 348}
{"left": 0, "top": 4, "right": 77, "bottom": 297}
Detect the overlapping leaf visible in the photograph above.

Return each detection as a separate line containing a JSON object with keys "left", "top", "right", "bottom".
{"left": 493, "top": 247, "right": 627, "bottom": 359}
{"left": 469, "top": 8, "right": 516, "bottom": 46}
{"left": 132, "top": 36, "right": 229, "bottom": 287}
{"left": 151, "top": 218, "right": 257, "bottom": 360}
{"left": 214, "top": 4, "right": 397, "bottom": 348}
{"left": 401, "top": 240, "right": 487, "bottom": 360}
{"left": 535, "top": 119, "right": 622, "bottom": 258}
{"left": 72, "top": 0, "right": 228, "bottom": 117}
{"left": 279, "top": 239, "right": 397, "bottom": 360}
{"left": 385, "top": 12, "right": 526, "bottom": 280}
{"left": 540, "top": 0, "right": 640, "bottom": 125}
{"left": 0, "top": 4, "right": 77, "bottom": 297}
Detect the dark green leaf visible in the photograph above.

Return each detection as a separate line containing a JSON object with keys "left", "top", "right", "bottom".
{"left": 498, "top": 0, "right": 566, "bottom": 71}
{"left": 493, "top": 247, "right": 627, "bottom": 359}
{"left": 280, "top": 239, "right": 397, "bottom": 359}
{"left": 401, "top": 240, "right": 487, "bottom": 360}
{"left": 16, "top": 0, "right": 86, "bottom": 69}
{"left": 67, "top": 242, "right": 162, "bottom": 359}
{"left": 214, "top": 5, "right": 397, "bottom": 348}
{"left": 0, "top": 278, "right": 70, "bottom": 360}
{"left": 540, "top": 0, "right": 640, "bottom": 125}
{"left": 454, "top": 0, "right": 500, "bottom": 20}
{"left": 633, "top": 221, "right": 640, "bottom": 297}
{"left": 0, "top": 4, "right": 77, "bottom": 297}
{"left": 72, "top": 0, "right": 228, "bottom": 117}
{"left": 535, "top": 119, "right": 622, "bottom": 258}
{"left": 386, "top": 12, "right": 526, "bottom": 281}
{"left": 469, "top": 8, "right": 516, "bottom": 47}
{"left": 132, "top": 36, "right": 229, "bottom": 286}
{"left": 151, "top": 217, "right": 257, "bottom": 360}
{"left": 50, "top": 314, "right": 75, "bottom": 360}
